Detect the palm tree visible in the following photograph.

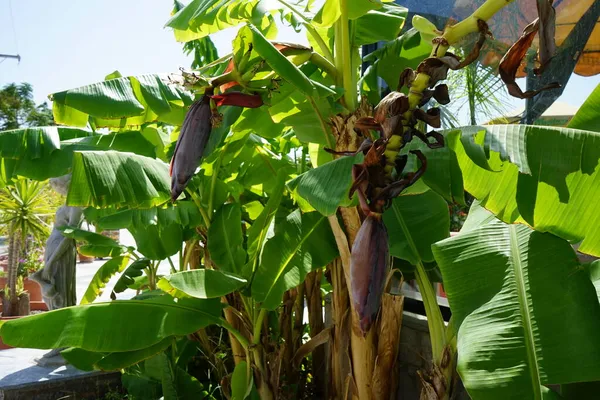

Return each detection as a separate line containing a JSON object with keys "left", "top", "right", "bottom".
{"left": 445, "top": 53, "right": 510, "bottom": 126}
{"left": 0, "top": 179, "right": 54, "bottom": 316}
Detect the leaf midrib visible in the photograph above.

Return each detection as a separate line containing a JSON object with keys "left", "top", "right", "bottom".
{"left": 508, "top": 225, "right": 542, "bottom": 399}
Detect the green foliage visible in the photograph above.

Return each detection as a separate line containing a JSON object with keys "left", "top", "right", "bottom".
{"left": 566, "top": 83, "right": 600, "bottom": 131}
{"left": 412, "top": 124, "right": 600, "bottom": 257}
{"left": 158, "top": 269, "right": 247, "bottom": 299}
{"left": 67, "top": 151, "right": 171, "bottom": 208}
{"left": 383, "top": 190, "right": 450, "bottom": 265}
{"left": 433, "top": 206, "right": 600, "bottom": 400}
{"left": 287, "top": 153, "right": 363, "bottom": 215}
{"left": 207, "top": 204, "right": 246, "bottom": 275}
{"left": 249, "top": 24, "right": 316, "bottom": 97}
{"left": 0, "top": 179, "right": 54, "bottom": 241}
{"left": 353, "top": 3, "right": 407, "bottom": 46}
{"left": 245, "top": 170, "right": 287, "bottom": 275}
{"left": 0, "top": 83, "right": 54, "bottom": 130}
{"left": 267, "top": 65, "right": 336, "bottom": 145}
{"left": 0, "top": 127, "right": 160, "bottom": 183}
{"left": 0, "top": 295, "right": 224, "bottom": 351}
{"left": 79, "top": 256, "right": 130, "bottom": 305}
{"left": 231, "top": 361, "right": 250, "bottom": 400}
{"left": 59, "top": 226, "right": 125, "bottom": 257}
{"left": 166, "top": 0, "right": 276, "bottom": 42}
{"left": 113, "top": 258, "right": 152, "bottom": 295}
{"left": 251, "top": 209, "right": 338, "bottom": 309}
{"left": 2, "top": 3, "right": 600, "bottom": 400}
{"left": 182, "top": 36, "right": 220, "bottom": 71}
{"left": 360, "top": 28, "right": 432, "bottom": 104}
{"left": 50, "top": 74, "right": 193, "bottom": 128}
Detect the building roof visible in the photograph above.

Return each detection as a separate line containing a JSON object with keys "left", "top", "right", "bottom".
{"left": 506, "top": 101, "right": 580, "bottom": 118}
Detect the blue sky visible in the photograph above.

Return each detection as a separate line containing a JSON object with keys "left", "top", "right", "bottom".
{"left": 1, "top": 0, "right": 598, "bottom": 123}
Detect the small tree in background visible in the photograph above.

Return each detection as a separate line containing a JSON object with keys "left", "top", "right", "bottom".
{"left": 0, "top": 83, "right": 54, "bottom": 130}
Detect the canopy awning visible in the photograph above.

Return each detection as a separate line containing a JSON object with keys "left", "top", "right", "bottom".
{"left": 399, "top": 0, "right": 599, "bottom": 122}
{"left": 401, "top": 0, "right": 600, "bottom": 77}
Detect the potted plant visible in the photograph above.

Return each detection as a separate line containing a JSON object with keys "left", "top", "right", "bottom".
{"left": 0, "top": 276, "right": 29, "bottom": 350}
{"left": 0, "top": 179, "right": 54, "bottom": 317}
{"left": 17, "top": 246, "right": 47, "bottom": 310}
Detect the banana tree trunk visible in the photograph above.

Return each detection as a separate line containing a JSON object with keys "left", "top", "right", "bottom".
{"left": 305, "top": 269, "right": 328, "bottom": 398}
{"left": 327, "top": 109, "right": 406, "bottom": 400}
{"left": 327, "top": 257, "right": 352, "bottom": 399}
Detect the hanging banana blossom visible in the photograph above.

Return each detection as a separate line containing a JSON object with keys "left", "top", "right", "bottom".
{"left": 170, "top": 90, "right": 263, "bottom": 201}
{"left": 329, "top": 18, "right": 556, "bottom": 333}
{"left": 351, "top": 212, "right": 389, "bottom": 333}
{"left": 170, "top": 93, "right": 213, "bottom": 202}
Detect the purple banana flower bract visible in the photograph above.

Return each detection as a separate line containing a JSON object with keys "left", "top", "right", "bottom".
{"left": 170, "top": 95, "right": 212, "bottom": 201}
{"left": 350, "top": 213, "right": 389, "bottom": 333}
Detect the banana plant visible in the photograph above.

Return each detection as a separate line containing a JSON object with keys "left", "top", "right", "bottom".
{"left": 1, "top": 0, "right": 600, "bottom": 399}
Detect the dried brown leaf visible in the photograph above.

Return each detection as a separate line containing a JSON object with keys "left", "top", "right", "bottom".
{"left": 420, "top": 84, "right": 450, "bottom": 107}
{"left": 374, "top": 92, "right": 410, "bottom": 122}
{"left": 293, "top": 327, "right": 332, "bottom": 367}
{"left": 414, "top": 108, "right": 441, "bottom": 128}
{"left": 398, "top": 67, "right": 416, "bottom": 90}
{"left": 499, "top": 19, "right": 560, "bottom": 99}
{"left": 417, "top": 53, "right": 461, "bottom": 87}
{"left": 374, "top": 91, "right": 409, "bottom": 139}
{"left": 452, "top": 19, "right": 492, "bottom": 70}
{"left": 371, "top": 294, "right": 404, "bottom": 399}
{"left": 418, "top": 370, "right": 440, "bottom": 400}
{"left": 433, "top": 84, "right": 450, "bottom": 105}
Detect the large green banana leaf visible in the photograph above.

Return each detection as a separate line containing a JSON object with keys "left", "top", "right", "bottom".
{"left": 287, "top": 152, "right": 362, "bottom": 216}
{"left": 66, "top": 151, "right": 170, "bottom": 208}
{"left": 0, "top": 127, "right": 160, "bottom": 182}
{"left": 166, "top": 0, "right": 273, "bottom": 42}
{"left": 0, "top": 126, "right": 90, "bottom": 159}
{"left": 353, "top": 3, "right": 407, "bottom": 46}
{"left": 207, "top": 203, "right": 246, "bottom": 275}
{"left": 0, "top": 296, "right": 223, "bottom": 352}
{"left": 158, "top": 269, "right": 247, "bottom": 299}
{"left": 566, "top": 84, "right": 600, "bottom": 132}
{"left": 78, "top": 256, "right": 130, "bottom": 305}
{"left": 402, "top": 119, "right": 600, "bottom": 257}
{"left": 50, "top": 74, "right": 193, "bottom": 128}
{"left": 84, "top": 201, "right": 203, "bottom": 231}
{"left": 432, "top": 207, "right": 600, "bottom": 400}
